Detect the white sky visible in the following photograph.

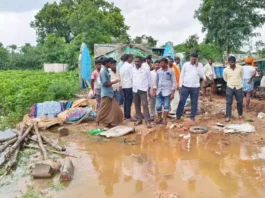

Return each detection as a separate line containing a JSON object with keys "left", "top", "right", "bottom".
{"left": 0, "top": 0, "right": 264, "bottom": 49}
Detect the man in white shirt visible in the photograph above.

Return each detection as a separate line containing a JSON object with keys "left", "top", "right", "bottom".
{"left": 119, "top": 54, "right": 135, "bottom": 121}
{"left": 109, "top": 59, "right": 121, "bottom": 104}
{"left": 243, "top": 58, "right": 256, "bottom": 111}
{"left": 202, "top": 58, "right": 216, "bottom": 101}
{"left": 176, "top": 53, "right": 204, "bottom": 121}
{"left": 150, "top": 60, "right": 161, "bottom": 120}
{"left": 132, "top": 56, "right": 152, "bottom": 128}
{"left": 142, "top": 55, "right": 152, "bottom": 70}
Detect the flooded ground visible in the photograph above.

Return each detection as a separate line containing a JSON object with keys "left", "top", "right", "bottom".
{"left": 1, "top": 97, "right": 265, "bottom": 198}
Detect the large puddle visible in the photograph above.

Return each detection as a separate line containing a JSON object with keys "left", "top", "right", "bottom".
{"left": 50, "top": 130, "right": 265, "bottom": 198}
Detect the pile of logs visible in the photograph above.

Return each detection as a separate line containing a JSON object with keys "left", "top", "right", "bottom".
{"left": 0, "top": 122, "right": 74, "bottom": 178}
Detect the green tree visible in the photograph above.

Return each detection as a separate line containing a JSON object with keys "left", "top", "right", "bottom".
{"left": 30, "top": 2, "right": 73, "bottom": 43}
{"left": 195, "top": 0, "right": 265, "bottom": 57}
{"left": 174, "top": 35, "right": 223, "bottom": 62}
{"left": 199, "top": 42, "right": 223, "bottom": 62}
{"left": 0, "top": 43, "right": 10, "bottom": 69}
{"left": 132, "top": 35, "right": 158, "bottom": 47}
{"left": 8, "top": 44, "right": 17, "bottom": 55}
{"left": 174, "top": 34, "right": 200, "bottom": 60}
{"left": 31, "top": 0, "right": 129, "bottom": 50}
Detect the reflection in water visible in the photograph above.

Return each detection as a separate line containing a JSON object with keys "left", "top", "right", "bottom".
{"left": 73, "top": 130, "right": 265, "bottom": 198}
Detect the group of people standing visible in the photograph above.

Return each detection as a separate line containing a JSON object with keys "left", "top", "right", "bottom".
{"left": 91, "top": 53, "right": 258, "bottom": 128}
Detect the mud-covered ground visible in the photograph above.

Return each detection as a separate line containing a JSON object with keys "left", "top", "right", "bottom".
{"left": 1, "top": 96, "right": 265, "bottom": 198}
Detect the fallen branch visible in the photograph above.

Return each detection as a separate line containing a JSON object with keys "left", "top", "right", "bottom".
{"left": 0, "top": 138, "right": 18, "bottom": 153}
{"left": 41, "top": 135, "right": 66, "bottom": 152}
{"left": 34, "top": 122, "right": 48, "bottom": 160}
{"left": 23, "top": 145, "right": 79, "bottom": 158}
{"left": 6, "top": 124, "right": 33, "bottom": 158}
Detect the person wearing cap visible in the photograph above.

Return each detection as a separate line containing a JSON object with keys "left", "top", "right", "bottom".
{"left": 223, "top": 56, "right": 244, "bottom": 122}
{"left": 176, "top": 53, "right": 204, "bottom": 121}
{"left": 142, "top": 55, "right": 153, "bottom": 70}
{"left": 242, "top": 58, "right": 256, "bottom": 111}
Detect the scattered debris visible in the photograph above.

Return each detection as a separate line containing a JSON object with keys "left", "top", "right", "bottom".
{"left": 189, "top": 126, "right": 208, "bottom": 134}
{"left": 58, "top": 127, "right": 69, "bottom": 137}
{"left": 60, "top": 158, "right": 74, "bottom": 181}
{"left": 211, "top": 126, "right": 224, "bottom": 132}
{"left": 123, "top": 138, "right": 137, "bottom": 145}
{"left": 255, "top": 87, "right": 265, "bottom": 100}
{"left": 0, "top": 121, "right": 73, "bottom": 178}
{"left": 32, "top": 163, "right": 54, "bottom": 178}
{"left": 177, "top": 124, "right": 183, "bottom": 129}
{"left": 258, "top": 112, "right": 265, "bottom": 119}
{"left": 99, "top": 126, "right": 135, "bottom": 138}
{"left": 223, "top": 123, "right": 256, "bottom": 134}
{"left": 216, "top": 123, "right": 225, "bottom": 127}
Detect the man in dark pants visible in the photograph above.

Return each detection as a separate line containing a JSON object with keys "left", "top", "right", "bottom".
{"left": 176, "top": 53, "right": 204, "bottom": 121}
{"left": 223, "top": 56, "right": 244, "bottom": 122}
{"left": 119, "top": 54, "right": 136, "bottom": 121}
{"left": 132, "top": 56, "right": 152, "bottom": 128}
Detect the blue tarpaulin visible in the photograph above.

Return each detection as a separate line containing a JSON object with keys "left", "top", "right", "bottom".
{"left": 163, "top": 42, "right": 175, "bottom": 59}
{"left": 81, "top": 43, "right": 92, "bottom": 89}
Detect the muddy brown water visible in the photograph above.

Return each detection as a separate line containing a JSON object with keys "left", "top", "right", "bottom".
{"left": 29, "top": 129, "right": 264, "bottom": 198}
{"left": 1, "top": 128, "right": 265, "bottom": 198}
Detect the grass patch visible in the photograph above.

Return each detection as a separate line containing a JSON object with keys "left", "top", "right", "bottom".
{"left": 58, "top": 140, "right": 69, "bottom": 147}
{"left": 21, "top": 185, "right": 42, "bottom": 198}
{"left": 49, "top": 175, "right": 64, "bottom": 191}
{"left": 0, "top": 168, "right": 4, "bottom": 176}
{"left": 0, "top": 70, "right": 79, "bottom": 129}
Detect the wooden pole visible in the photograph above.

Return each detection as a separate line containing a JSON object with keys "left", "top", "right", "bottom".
{"left": 6, "top": 124, "right": 33, "bottom": 157}
{"left": 0, "top": 138, "right": 17, "bottom": 153}
{"left": 41, "top": 135, "right": 66, "bottom": 151}
{"left": 34, "top": 122, "right": 48, "bottom": 160}
{"left": 23, "top": 145, "right": 79, "bottom": 158}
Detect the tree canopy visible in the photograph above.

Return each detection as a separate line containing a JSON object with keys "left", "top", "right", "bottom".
{"left": 195, "top": 0, "right": 265, "bottom": 57}
{"left": 31, "top": 0, "right": 130, "bottom": 49}
{"left": 174, "top": 34, "right": 223, "bottom": 62}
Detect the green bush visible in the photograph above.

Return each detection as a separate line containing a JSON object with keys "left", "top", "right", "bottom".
{"left": 0, "top": 70, "right": 79, "bottom": 128}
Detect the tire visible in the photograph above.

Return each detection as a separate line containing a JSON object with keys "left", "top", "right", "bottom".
{"left": 189, "top": 126, "right": 208, "bottom": 134}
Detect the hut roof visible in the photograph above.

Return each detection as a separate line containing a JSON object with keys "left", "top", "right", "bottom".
{"left": 94, "top": 43, "right": 160, "bottom": 59}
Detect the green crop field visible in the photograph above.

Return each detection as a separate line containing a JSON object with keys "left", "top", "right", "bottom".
{"left": 0, "top": 70, "right": 79, "bottom": 128}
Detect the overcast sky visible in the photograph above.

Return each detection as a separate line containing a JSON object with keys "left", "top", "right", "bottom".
{"left": 0, "top": 0, "right": 264, "bottom": 48}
